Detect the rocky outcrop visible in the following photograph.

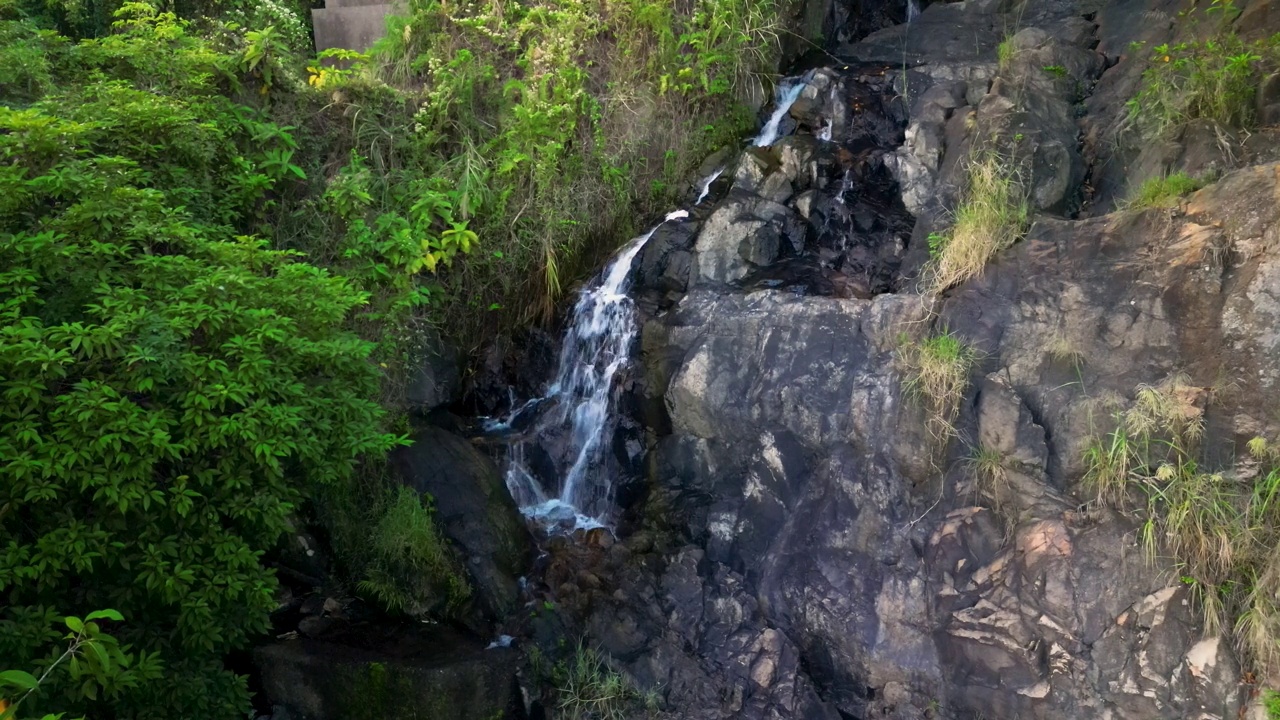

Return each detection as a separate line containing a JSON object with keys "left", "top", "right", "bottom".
{"left": 548, "top": 1, "right": 1280, "bottom": 719}
{"left": 393, "top": 426, "right": 533, "bottom": 620}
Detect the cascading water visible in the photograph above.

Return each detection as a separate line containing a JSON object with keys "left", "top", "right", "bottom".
{"left": 753, "top": 76, "right": 807, "bottom": 147}
{"left": 492, "top": 211, "right": 687, "bottom": 530}
{"left": 907, "top": 0, "right": 921, "bottom": 22}
{"left": 492, "top": 77, "right": 808, "bottom": 531}
{"left": 695, "top": 167, "right": 724, "bottom": 204}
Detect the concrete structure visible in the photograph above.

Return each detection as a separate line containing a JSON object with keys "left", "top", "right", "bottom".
{"left": 311, "top": 0, "right": 396, "bottom": 54}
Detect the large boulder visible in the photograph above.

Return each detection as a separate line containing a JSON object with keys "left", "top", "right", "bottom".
{"left": 392, "top": 426, "right": 533, "bottom": 620}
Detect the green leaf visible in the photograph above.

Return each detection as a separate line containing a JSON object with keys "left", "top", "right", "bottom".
{"left": 63, "top": 616, "right": 84, "bottom": 634}
{"left": 0, "top": 669, "right": 40, "bottom": 690}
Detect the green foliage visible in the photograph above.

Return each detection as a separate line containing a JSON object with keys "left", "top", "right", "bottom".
{"left": 926, "top": 150, "right": 1029, "bottom": 292}
{"left": 287, "top": 0, "right": 777, "bottom": 341}
{"left": 321, "top": 477, "right": 470, "bottom": 618}
{"left": 1084, "top": 379, "right": 1280, "bottom": 683}
{"left": 0, "top": 8, "right": 403, "bottom": 717}
{"left": 997, "top": 36, "right": 1016, "bottom": 71}
{"left": 0, "top": 610, "right": 149, "bottom": 720}
{"left": 1265, "top": 689, "right": 1280, "bottom": 720}
{"left": 1122, "top": 171, "right": 1208, "bottom": 210}
{"left": 898, "top": 330, "right": 975, "bottom": 445}
{"left": 1041, "top": 64, "right": 1067, "bottom": 77}
{"left": 1125, "top": 32, "right": 1275, "bottom": 139}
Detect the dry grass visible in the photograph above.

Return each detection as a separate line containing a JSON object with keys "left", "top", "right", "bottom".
{"left": 927, "top": 151, "right": 1029, "bottom": 293}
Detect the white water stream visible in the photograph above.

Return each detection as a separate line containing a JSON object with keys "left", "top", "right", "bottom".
{"left": 753, "top": 77, "right": 806, "bottom": 147}
{"left": 491, "top": 77, "right": 808, "bottom": 531}
{"left": 907, "top": 0, "right": 921, "bottom": 22}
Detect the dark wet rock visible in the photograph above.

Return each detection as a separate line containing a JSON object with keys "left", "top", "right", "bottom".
{"left": 393, "top": 426, "right": 532, "bottom": 621}
{"left": 254, "top": 628, "right": 522, "bottom": 720}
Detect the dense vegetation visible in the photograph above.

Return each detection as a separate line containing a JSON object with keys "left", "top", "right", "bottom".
{"left": 0, "top": 0, "right": 790, "bottom": 715}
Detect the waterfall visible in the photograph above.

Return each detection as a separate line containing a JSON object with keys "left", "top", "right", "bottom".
{"left": 695, "top": 167, "right": 724, "bottom": 204}
{"left": 491, "top": 75, "right": 814, "bottom": 532}
{"left": 907, "top": 0, "right": 921, "bottom": 22}
{"left": 493, "top": 210, "right": 689, "bottom": 531}
{"left": 753, "top": 77, "right": 806, "bottom": 147}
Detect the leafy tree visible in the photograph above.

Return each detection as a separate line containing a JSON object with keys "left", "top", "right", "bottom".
{"left": 0, "top": 9, "right": 402, "bottom": 717}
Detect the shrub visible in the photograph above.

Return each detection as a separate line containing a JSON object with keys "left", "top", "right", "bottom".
{"left": 1125, "top": 35, "right": 1270, "bottom": 139}
{"left": 1122, "top": 171, "right": 1207, "bottom": 210}
{"left": 898, "top": 330, "right": 975, "bottom": 444}
{"left": 0, "top": 610, "right": 149, "bottom": 717}
{"left": 927, "top": 151, "right": 1029, "bottom": 292}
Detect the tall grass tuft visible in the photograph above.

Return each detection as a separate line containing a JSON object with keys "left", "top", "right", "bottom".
{"left": 926, "top": 151, "right": 1029, "bottom": 293}
{"left": 899, "top": 330, "right": 975, "bottom": 445}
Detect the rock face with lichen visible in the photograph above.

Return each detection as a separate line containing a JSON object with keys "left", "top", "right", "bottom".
{"left": 542, "top": 1, "right": 1280, "bottom": 719}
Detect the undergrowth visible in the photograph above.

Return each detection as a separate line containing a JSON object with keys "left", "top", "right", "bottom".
{"left": 292, "top": 0, "right": 783, "bottom": 354}
{"left": 898, "top": 330, "right": 975, "bottom": 446}
{"left": 1084, "top": 377, "right": 1280, "bottom": 684}
{"left": 1125, "top": 2, "right": 1280, "bottom": 139}
{"left": 926, "top": 150, "right": 1029, "bottom": 292}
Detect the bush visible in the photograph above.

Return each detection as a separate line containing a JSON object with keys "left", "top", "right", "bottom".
{"left": 1125, "top": 33, "right": 1273, "bottom": 139}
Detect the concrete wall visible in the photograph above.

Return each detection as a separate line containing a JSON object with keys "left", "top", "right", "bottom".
{"left": 311, "top": 0, "right": 397, "bottom": 54}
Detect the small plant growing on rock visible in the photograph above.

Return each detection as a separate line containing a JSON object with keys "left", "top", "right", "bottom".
{"left": 1122, "top": 171, "right": 1207, "bottom": 210}
{"left": 926, "top": 151, "right": 1030, "bottom": 293}
{"left": 997, "top": 35, "right": 1016, "bottom": 71}
{"left": 1125, "top": 35, "right": 1267, "bottom": 139}
{"left": 898, "top": 330, "right": 975, "bottom": 444}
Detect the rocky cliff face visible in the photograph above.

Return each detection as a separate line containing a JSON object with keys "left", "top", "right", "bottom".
{"left": 541, "top": 1, "right": 1280, "bottom": 719}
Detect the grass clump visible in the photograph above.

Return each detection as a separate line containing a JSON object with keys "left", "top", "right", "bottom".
{"left": 551, "top": 642, "right": 648, "bottom": 720}
{"left": 1122, "top": 171, "right": 1207, "bottom": 210}
{"left": 969, "top": 444, "right": 1014, "bottom": 523}
{"left": 1084, "top": 378, "right": 1280, "bottom": 684}
{"left": 927, "top": 151, "right": 1030, "bottom": 292}
{"left": 997, "top": 35, "right": 1016, "bottom": 71}
{"left": 899, "top": 330, "right": 976, "bottom": 444}
{"left": 321, "top": 476, "right": 471, "bottom": 618}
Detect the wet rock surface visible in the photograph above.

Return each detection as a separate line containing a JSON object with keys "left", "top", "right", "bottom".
{"left": 254, "top": 625, "right": 523, "bottom": 720}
